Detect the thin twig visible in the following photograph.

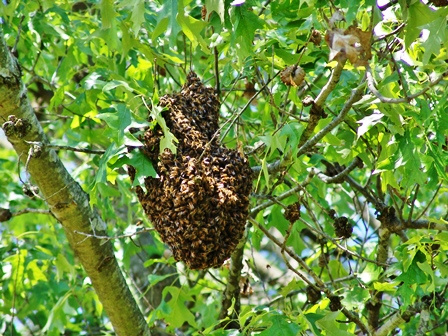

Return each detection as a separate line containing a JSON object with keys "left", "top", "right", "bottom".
{"left": 299, "top": 61, "right": 345, "bottom": 147}
{"left": 221, "top": 71, "right": 281, "bottom": 141}
{"left": 366, "top": 66, "right": 448, "bottom": 104}
{"left": 415, "top": 183, "right": 441, "bottom": 221}
{"left": 388, "top": 186, "right": 406, "bottom": 225}
{"left": 250, "top": 171, "right": 314, "bottom": 215}
{"left": 315, "top": 61, "right": 345, "bottom": 107}
{"left": 407, "top": 184, "right": 419, "bottom": 226}
{"left": 74, "top": 227, "right": 155, "bottom": 242}
{"left": 12, "top": 208, "right": 52, "bottom": 217}
{"left": 12, "top": 16, "right": 25, "bottom": 54}
{"left": 219, "top": 232, "right": 247, "bottom": 322}
{"left": 398, "top": 219, "right": 448, "bottom": 232}
{"left": 249, "top": 217, "right": 324, "bottom": 288}
{"left": 345, "top": 175, "right": 385, "bottom": 211}
{"left": 373, "top": 302, "right": 424, "bottom": 336}
{"left": 47, "top": 144, "right": 106, "bottom": 154}
{"left": 250, "top": 216, "right": 371, "bottom": 334}
{"left": 214, "top": 46, "right": 220, "bottom": 96}
{"left": 373, "top": 23, "right": 405, "bottom": 42}
{"left": 297, "top": 80, "right": 366, "bottom": 156}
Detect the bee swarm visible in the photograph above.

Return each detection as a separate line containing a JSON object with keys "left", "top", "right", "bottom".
{"left": 129, "top": 72, "right": 253, "bottom": 269}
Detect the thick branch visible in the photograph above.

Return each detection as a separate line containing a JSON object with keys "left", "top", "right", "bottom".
{"left": 317, "top": 157, "right": 363, "bottom": 183}
{"left": 299, "top": 61, "right": 345, "bottom": 147}
{"left": 297, "top": 81, "right": 366, "bottom": 156}
{"left": 251, "top": 79, "right": 366, "bottom": 174}
{"left": 0, "top": 29, "right": 151, "bottom": 336}
{"left": 314, "top": 61, "right": 345, "bottom": 107}
{"left": 373, "top": 303, "right": 424, "bottom": 336}
{"left": 396, "top": 219, "right": 448, "bottom": 232}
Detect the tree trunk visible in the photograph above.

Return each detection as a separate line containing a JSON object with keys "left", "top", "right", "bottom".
{"left": 0, "top": 28, "right": 151, "bottom": 336}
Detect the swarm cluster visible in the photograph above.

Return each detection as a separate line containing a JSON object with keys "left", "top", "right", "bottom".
{"left": 130, "top": 72, "right": 253, "bottom": 269}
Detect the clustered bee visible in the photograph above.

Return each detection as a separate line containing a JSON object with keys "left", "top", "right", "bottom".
{"left": 129, "top": 72, "right": 253, "bottom": 269}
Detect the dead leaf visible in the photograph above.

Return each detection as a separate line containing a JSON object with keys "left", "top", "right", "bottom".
{"left": 325, "top": 26, "right": 372, "bottom": 67}
{"left": 280, "top": 65, "right": 305, "bottom": 86}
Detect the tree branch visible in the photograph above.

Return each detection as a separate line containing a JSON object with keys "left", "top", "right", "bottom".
{"left": 250, "top": 171, "right": 315, "bottom": 215}
{"left": 317, "top": 157, "right": 363, "bottom": 183}
{"left": 366, "top": 65, "right": 448, "bottom": 104}
{"left": 299, "top": 61, "right": 346, "bottom": 147}
{"left": 373, "top": 302, "right": 424, "bottom": 336}
{"left": 251, "top": 78, "right": 366, "bottom": 174}
{"left": 47, "top": 144, "right": 106, "bottom": 154}
{"left": 0, "top": 29, "right": 151, "bottom": 336}
{"left": 249, "top": 217, "right": 370, "bottom": 335}
{"left": 391, "top": 219, "right": 448, "bottom": 232}
{"left": 377, "top": 0, "right": 398, "bottom": 11}
{"left": 74, "top": 227, "right": 155, "bottom": 243}
{"left": 415, "top": 309, "right": 430, "bottom": 336}
{"left": 297, "top": 80, "right": 366, "bottom": 156}
{"left": 11, "top": 208, "right": 52, "bottom": 217}
{"left": 218, "top": 233, "right": 247, "bottom": 328}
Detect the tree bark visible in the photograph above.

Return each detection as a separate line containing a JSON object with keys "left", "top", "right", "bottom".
{"left": 0, "top": 28, "right": 151, "bottom": 336}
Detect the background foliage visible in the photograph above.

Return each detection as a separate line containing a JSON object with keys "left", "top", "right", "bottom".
{"left": 1, "top": 0, "right": 448, "bottom": 335}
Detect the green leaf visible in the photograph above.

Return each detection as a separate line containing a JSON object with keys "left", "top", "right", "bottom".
{"left": 42, "top": 290, "right": 72, "bottom": 333}
{"left": 304, "top": 313, "right": 325, "bottom": 336}
{"left": 100, "top": 0, "right": 116, "bottom": 29}
{"left": 125, "top": 150, "right": 158, "bottom": 186}
{"left": 396, "top": 258, "right": 428, "bottom": 286}
{"left": 119, "top": 0, "right": 145, "bottom": 36}
{"left": 358, "top": 263, "right": 381, "bottom": 284}
{"left": 258, "top": 314, "right": 301, "bottom": 336}
{"left": 120, "top": 21, "right": 134, "bottom": 61}
{"left": 96, "top": 104, "right": 132, "bottom": 144}
{"left": 4, "top": 249, "right": 27, "bottom": 294}
{"left": 267, "top": 205, "right": 290, "bottom": 234}
{"left": 373, "top": 281, "right": 399, "bottom": 292}
{"left": 406, "top": 1, "right": 441, "bottom": 48}
{"left": 421, "top": 17, "right": 446, "bottom": 64}
{"left": 147, "top": 273, "right": 177, "bottom": 289}
{"left": 316, "top": 311, "right": 354, "bottom": 336}
{"left": 152, "top": 17, "right": 170, "bottom": 41}
{"left": 230, "top": 5, "right": 264, "bottom": 59}
{"left": 417, "top": 261, "right": 435, "bottom": 292}
{"left": 95, "top": 143, "right": 121, "bottom": 185}
{"left": 151, "top": 104, "right": 178, "bottom": 154}
{"left": 342, "top": 285, "right": 369, "bottom": 310}
{"left": 205, "top": 0, "right": 225, "bottom": 23}
{"left": 102, "top": 80, "right": 134, "bottom": 92}
{"left": 160, "top": 131, "right": 178, "bottom": 155}
{"left": 280, "top": 279, "right": 302, "bottom": 297}
{"left": 177, "top": 0, "right": 209, "bottom": 52}
{"left": 27, "top": 259, "right": 48, "bottom": 285}
{"left": 54, "top": 254, "right": 76, "bottom": 281}
{"left": 162, "top": 286, "right": 198, "bottom": 328}
{"left": 153, "top": 0, "right": 181, "bottom": 47}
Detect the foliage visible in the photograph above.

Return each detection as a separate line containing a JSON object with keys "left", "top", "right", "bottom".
{"left": 1, "top": 0, "right": 448, "bottom": 335}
